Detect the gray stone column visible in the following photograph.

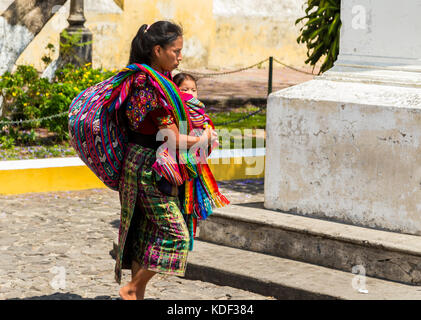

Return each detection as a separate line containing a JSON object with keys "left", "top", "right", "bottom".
{"left": 264, "top": 0, "right": 421, "bottom": 235}
{"left": 59, "top": 0, "right": 92, "bottom": 67}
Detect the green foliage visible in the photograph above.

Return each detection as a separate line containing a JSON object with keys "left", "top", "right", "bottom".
{"left": 60, "top": 29, "right": 93, "bottom": 66}
{"left": 0, "top": 64, "right": 114, "bottom": 144}
{"left": 41, "top": 43, "right": 56, "bottom": 67}
{"left": 209, "top": 105, "right": 266, "bottom": 130}
{"left": 295, "top": 0, "right": 341, "bottom": 74}
{"left": 0, "top": 135, "right": 15, "bottom": 149}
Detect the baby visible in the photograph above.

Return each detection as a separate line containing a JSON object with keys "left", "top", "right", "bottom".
{"left": 173, "top": 72, "right": 213, "bottom": 136}
{"left": 173, "top": 72, "right": 198, "bottom": 98}
{"left": 173, "top": 73, "right": 228, "bottom": 237}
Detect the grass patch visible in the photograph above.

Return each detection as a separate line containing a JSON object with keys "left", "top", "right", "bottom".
{"left": 209, "top": 104, "right": 266, "bottom": 149}
{"left": 209, "top": 104, "right": 266, "bottom": 130}
{"left": 0, "top": 142, "right": 76, "bottom": 161}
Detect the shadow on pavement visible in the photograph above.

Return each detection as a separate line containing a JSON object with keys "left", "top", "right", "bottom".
{"left": 217, "top": 179, "right": 264, "bottom": 195}
{"left": 6, "top": 292, "right": 157, "bottom": 300}
{"left": 236, "top": 201, "right": 265, "bottom": 209}
{"left": 6, "top": 292, "right": 118, "bottom": 300}
{"left": 110, "top": 219, "right": 120, "bottom": 229}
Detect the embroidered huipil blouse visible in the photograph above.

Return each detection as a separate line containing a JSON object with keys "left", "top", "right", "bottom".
{"left": 125, "top": 73, "right": 175, "bottom": 134}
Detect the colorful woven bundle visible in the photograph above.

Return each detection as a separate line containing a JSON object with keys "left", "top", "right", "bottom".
{"left": 68, "top": 76, "right": 128, "bottom": 191}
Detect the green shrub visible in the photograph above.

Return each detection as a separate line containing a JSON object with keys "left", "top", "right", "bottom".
{"left": 295, "top": 0, "right": 341, "bottom": 74}
{"left": 0, "top": 135, "right": 15, "bottom": 149}
{"left": 0, "top": 64, "right": 114, "bottom": 143}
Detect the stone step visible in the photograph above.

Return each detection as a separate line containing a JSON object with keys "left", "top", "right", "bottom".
{"left": 196, "top": 203, "right": 421, "bottom": 285}
{"left": 186, "top": 240, "right": 421, "bottom": 300}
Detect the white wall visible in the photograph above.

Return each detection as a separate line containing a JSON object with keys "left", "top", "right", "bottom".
{"left": 338, "top": 0, "right": 421, "bottom": 64}
{"left": 213, "top": 0, "right": 305, "bottom": 20}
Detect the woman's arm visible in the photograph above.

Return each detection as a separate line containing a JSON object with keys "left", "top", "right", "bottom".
{"left": 158, "top": 123, "right": 217, "bottom": 150}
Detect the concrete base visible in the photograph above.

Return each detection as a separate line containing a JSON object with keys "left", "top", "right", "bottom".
{"left": 186, "top": 240, "right": 421, "bottom": 300}
{"left": 265, "top": 78, "right": 421, "bottom": 235}
{"left": 198, "top": 204, "right": 421, "bottom": 285}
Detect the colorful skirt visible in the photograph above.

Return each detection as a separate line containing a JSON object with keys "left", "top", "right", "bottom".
{"left": 114, "top": 143, "right": 190, "bottom": 284}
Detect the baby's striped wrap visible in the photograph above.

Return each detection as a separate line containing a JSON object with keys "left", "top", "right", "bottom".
{"left": 181, "top": 95, "right": 230, "bottom": 248}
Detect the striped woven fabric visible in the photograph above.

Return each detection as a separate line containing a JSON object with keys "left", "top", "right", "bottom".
{"left": 183, "top": 94, "right": 211, "bottom": 129}
{"left": 153, "top": 147, "right": 184, "bottom": 186}
{"left": 68, "top": 76, "right": 128, "bottom": 191}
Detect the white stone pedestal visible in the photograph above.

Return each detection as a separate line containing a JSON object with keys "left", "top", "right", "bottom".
{"left": 265, "top": 0, "right": 421, "bottom": 235}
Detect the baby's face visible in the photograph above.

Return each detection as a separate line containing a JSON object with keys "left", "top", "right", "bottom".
{"left": 179, "top": 79, "right": 198, "bottom": 98}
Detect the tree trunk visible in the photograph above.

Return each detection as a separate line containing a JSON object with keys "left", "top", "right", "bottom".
{"left": 0, "top": 0, "right": 67, "bottom": 75}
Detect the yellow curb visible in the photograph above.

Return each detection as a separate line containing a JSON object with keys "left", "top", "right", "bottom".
{"left": 0, "top": 155, "right": 265, "bottom": 195}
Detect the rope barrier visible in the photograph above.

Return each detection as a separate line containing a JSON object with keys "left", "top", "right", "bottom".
{"left": 177, "top": 58, "right": 269, "bottom": 78}
{"left": 0, "top": 111, "right": 68, "bottom": 126}
{"left": 0, "top": 108, "right": 264, "bottom": 127}
{"left": 0, "top": 56, "right": 311, "bottom": 127}
{"left": 177, "top": 56, "right": 314, "bottom": 78}
{"left": 272, "top": 57, "right": 315, "bottom": 75}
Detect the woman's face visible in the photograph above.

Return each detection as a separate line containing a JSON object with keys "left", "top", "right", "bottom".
{"left": 153, "top": 36, "right": 183, "bottom": 73}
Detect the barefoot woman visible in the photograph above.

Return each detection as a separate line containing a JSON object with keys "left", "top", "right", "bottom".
{"left": 115, "top": 21, "right": 217, "bottom": 300}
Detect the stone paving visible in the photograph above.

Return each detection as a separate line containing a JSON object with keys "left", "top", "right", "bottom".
{"left": 0, "top": 179, "right": 274, "bottom": 300}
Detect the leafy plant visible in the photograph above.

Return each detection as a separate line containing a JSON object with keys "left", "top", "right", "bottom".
{"left": 0, "top": 135, "right": 15, "bottom": 149}
{"left": 0, "top": 64, "right": 114, "bottom": 143}
{"left": 295, "top": 0, "right": 341, "bottom": 74}
{"left": 41, "top": 43, "right": 56, "bottom": 67}
{"left": 60, "top": 29, "right": 93, "bottom": 66}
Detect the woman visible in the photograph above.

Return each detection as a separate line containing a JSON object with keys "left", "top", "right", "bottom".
{"left": 115, "top": 21, "right": 218, "bottom": 300}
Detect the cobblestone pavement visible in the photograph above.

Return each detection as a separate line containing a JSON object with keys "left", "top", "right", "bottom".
{"left": 0, "top": 179, "right": 272, "bottom": 300}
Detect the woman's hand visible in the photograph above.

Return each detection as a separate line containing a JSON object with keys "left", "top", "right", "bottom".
{"left": 200, "top": 126, "right": 218, "bottom": 147}
{"left": 159, "top": 123, "right": 217, "bottom": 150}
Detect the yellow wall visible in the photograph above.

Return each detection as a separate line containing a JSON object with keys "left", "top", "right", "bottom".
{"left": 15, "top": 0, "right": 309, "bottom": 72}
{"left": 209, "top": 17, "right": 308, "bottom": 69}
{"left": 0, "top": 156, "right": 265, "bottom": 195}
{"left": 117, "top": 0, "right": 214, "bottom": 69}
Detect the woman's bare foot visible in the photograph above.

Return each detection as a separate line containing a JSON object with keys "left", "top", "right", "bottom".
{"left": 119, "top": 261, "right": 156, "bottom": 300}
{"left": 119, "top": 284, "right": 137, "bottom": 300}
{"left": 119, "top": 283, "right": 147, "bottom": 300}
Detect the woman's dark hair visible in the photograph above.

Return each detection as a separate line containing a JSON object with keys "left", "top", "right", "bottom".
{"left": 173, "top": 72, "right": 197, "bottom": 87}
{"left": 129, "top": 21, "right": 183, "bottom": 65}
